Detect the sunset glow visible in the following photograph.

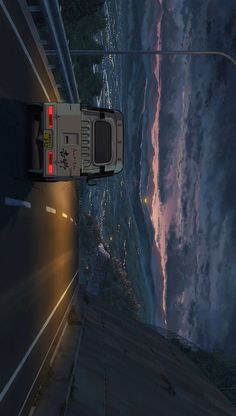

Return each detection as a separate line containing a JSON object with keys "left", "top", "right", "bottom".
{"left": 148, "top": 3, "right": 168, "bottom": 325}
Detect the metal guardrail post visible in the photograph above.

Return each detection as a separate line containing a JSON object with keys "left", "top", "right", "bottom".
{"left": 40, "top": 0, "right": 79, "bottom": 103}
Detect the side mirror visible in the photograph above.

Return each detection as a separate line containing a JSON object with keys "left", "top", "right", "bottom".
{"left": 87, "top": 178, "right": 97, "bottom": 186}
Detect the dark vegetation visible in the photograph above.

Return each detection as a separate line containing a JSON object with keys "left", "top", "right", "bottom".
{"left": 79, "top": 212, "right": 142, "bottom": 319}
{"left": 173, "top": 338, "right": 236, "bottom": 407}
{"left": 100, "top": 256, "right": 142, "bottom": 319}
{"left": 150, "top": 325, "right": 236, "bottom": 405}
{"left": 61, "top": 0, "right": 106, "bottom": 103}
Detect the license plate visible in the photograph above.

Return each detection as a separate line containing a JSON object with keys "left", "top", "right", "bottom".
{"left": 43, "top": 130, "right": 53, "bottom": 149}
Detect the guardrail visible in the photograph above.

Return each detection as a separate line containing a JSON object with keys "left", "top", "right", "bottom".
{"left": 27, "top": 0, "right": 79, "bottom": 103}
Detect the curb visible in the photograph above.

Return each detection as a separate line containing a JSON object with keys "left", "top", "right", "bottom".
{"left": 63, "top": 314, "right": 86, "bottom": 415}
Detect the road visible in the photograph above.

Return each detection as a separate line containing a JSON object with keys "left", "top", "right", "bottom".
{"left": 0, "top": 2, "right": 79, "bottom": 415}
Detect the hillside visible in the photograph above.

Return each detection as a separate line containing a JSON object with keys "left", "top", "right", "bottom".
{"left": 66, "top": 293, "right": 236, "bottom": 416}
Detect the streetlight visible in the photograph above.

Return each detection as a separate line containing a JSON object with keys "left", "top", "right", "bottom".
{"left": 46, "top": 49, "right": 236, "bottom": 67}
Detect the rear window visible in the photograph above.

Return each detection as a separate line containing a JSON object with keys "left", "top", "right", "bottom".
{"left": 94, "top": 121, "right": 112, "bottom": 163}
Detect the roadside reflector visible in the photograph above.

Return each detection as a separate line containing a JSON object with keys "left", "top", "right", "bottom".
{"left": 48, "top": 151, "right": 53, "bottom": 174}
{"left": 48, "top": 105, "right": 53, "bottom": 128}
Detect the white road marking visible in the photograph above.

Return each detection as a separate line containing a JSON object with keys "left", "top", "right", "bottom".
{"left": 5, "top": 197, "right": 31, "bottom": 209}
{"left": 28, "top": 407, "right": 35, "bottom": 416}
{"left": 0, "top": 269, "right": 79, "bottom": 403}
{"left": 19, "top": 280, "right": 80, "bottom": 416}
{"left": 46, "top": 206, "right": 56, "bottom": 214}
{"left": 49, "top": 322, "right": 68, "bottom": 367}
{"left": 0, "top": 1, "right": 50, "bottom": 101}
{"left": 62, "top": 213, "right": 68, "bottom": 219}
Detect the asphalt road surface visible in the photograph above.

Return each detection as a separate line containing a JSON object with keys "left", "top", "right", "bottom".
{"left": 0, "top": 3, "right": 79, "bottom": 415}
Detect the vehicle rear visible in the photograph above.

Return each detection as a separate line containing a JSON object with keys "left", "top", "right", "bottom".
{"left": 42, "top": 102, "right": 81, "bottom": 180}
{"left": 28, "top": 102, "right": 123, "bottom": 182}
{"left": 80, "top": 106, "right": 124, "bottom": 180}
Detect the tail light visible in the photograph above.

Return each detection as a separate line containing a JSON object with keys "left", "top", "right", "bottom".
{"left": 48, "top": 105, "right": 53, "bottom": 128}
{"left": 48, "top": 151, "right": 53, "bottom": 174}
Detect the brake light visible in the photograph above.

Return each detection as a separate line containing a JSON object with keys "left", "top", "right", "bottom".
{"left": 48, "top": 105, "right": 53, "bottom": 128}
{"left": 48, "top": 151, "right": 53, "bottom": 174}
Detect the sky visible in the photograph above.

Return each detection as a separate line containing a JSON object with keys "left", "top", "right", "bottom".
{"left": 144, "top": 0, "right": 236, "bottom": 353}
